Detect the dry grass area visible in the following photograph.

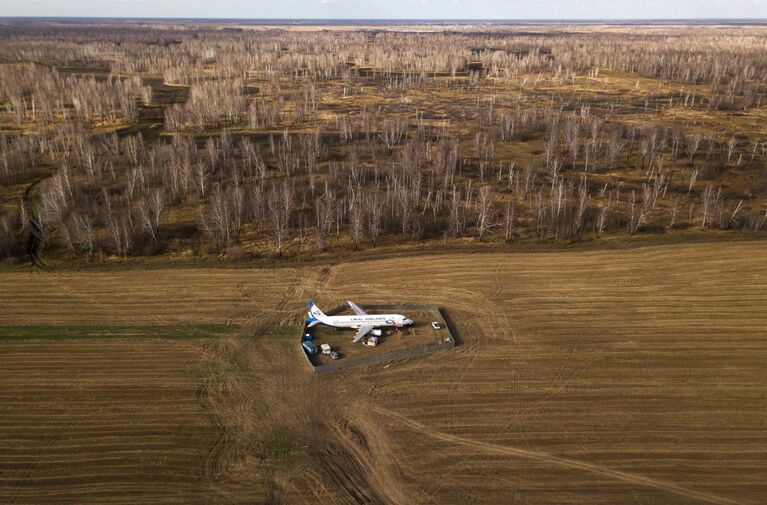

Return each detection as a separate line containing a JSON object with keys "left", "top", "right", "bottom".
{"left": 2, "top": 240, "right": 767, "bottom": 504}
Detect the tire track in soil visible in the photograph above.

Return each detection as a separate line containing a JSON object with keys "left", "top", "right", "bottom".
{"left": 372, "top": 407, "right": 748, "bottom": 505}
{"left": 461, "top": 351, "right": 605, "bottom": 505}
{"left": 202, "top": 306, "right": 296, "bottom": 500}
{"left": 4, "top": 420, "right": 79, "bottom": 505}
{"left": 492, "top": 257, "right": 506, "bottom": 298}
{"left": 307, "top": 274, "right": 476, "bottom": 503}
{"left": 224, "top": 280, "right": 249, "bottom": 326}
{"left": 462, "top": 261, "right": 607, "bottom": 505}
{"left": 198, "top": 338, "right": 248, "bottom": 505}
{"left": 342, "top": 411, "right": 412, "bottom": 505}
{"left": 201, "top": 266, "right": 329, "bottom": 503}
{"left": 412, "top": 288, "right": 512, "bottom": 504}
{"left": 312, "top": 443, "right": 387, "bottom": 505}
{"left": 232, "top": 268, "right": 302, "bottom": 331}
{"left": 406, "top": 259, "right": 617, "bottom": 504}
{"left": 301, "top": 264, "right": 341, "bottom": 311}
{"left": 271, "top": 260, "right": 417, "bottom": 505}
{"left": 362, "top": 273, "right": 508, "bottom": 503}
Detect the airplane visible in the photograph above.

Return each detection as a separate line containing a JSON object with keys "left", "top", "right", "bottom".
{"left": 306, "top": 300, "right": 414, "bottom": 343}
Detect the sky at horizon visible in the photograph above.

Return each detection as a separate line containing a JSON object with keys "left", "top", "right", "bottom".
{"left": 0, "top": 0, "right": 766, "bottom": 20}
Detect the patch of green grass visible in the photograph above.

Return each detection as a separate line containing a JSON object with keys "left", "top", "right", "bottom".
{"left": 263, "top": 426, "right": 307, "bottom": 463}
{"left": 0, "top": 323, "right": 241, "bottom": 340}
{"left": 268, "top": 324, "right": 305, "bottom": 336}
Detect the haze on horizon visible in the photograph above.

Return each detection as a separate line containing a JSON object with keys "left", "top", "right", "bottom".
{"left": 0, "top": 0, "right": 765, "bottom": 21}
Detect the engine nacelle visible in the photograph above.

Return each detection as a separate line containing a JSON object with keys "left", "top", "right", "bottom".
{"left": 370, "top": 329, "right": 383, "bottom": 337}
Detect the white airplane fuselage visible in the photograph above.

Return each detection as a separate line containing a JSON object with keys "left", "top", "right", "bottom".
{"left": 306, "top": 301, "right": 414, "bottom": 342}
{"left": 318, "top": 313, "right": 411, "bottom": 329}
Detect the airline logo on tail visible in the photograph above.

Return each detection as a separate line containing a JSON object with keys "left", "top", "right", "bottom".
{"left": 306, "top": 301, "right": 328, "bottom": 324}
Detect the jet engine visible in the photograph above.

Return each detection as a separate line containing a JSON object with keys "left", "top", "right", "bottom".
{"left": 370, "top": 329, "right": 383, "bottom": 337}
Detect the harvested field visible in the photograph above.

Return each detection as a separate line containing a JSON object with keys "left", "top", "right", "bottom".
{"left": 1, "top": 240, "right": 767, "bottom": 504}
{"left": 0, "top": 340, "right": 219, "bottom": 504}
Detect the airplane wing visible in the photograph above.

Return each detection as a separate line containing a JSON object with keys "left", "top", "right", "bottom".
{"left": 347, "top": 300, "right": 367, "bottom": 316}
{"left": 352, "top": 326, "right": 374, "bottom": 343}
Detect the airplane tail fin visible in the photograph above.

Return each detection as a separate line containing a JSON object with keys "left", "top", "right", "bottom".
{"left": 307, "top": 301, "right": 330, "bottom": 323}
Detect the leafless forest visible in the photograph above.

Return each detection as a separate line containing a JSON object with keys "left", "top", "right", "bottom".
{"left": 1, "top": 20, "right": 766, "bottom": 262}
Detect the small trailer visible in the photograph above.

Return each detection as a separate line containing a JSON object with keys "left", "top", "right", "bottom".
{"left": 320, "top": 343, "right": 332, "bottom": 355}
{"left": 365, "top": 336, "right": 380, "bottom": 347}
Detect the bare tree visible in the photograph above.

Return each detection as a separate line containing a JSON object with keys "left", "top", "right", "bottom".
{"left": 475, "top": 186, "right": 495, "bottom": 241}
{"left": 700, "top": 184, "right": 721, "bottom": 230}
{"left": 686, "top": 133, "right": 703, "bottom": 167}
{"left": 367, "top": 187, "right": 385, "bottom": 246}
{"left": 504, "top": 198, "right": 516, "bottom": 242}
{"left": 268, "top": 181, "right": 295, "bottom": 256}
{"left": 348, "top": 188, "right": 365, "bottom": 249}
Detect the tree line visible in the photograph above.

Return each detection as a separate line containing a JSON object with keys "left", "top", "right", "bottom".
{"left": 0, "top": 21, "right": 765, "bottom": 261}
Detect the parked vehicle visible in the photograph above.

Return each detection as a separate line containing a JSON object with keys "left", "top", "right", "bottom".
{"left": 431, "top": 321, "right": 441, "bottom": 330}
{"left": 302, "top": 341, "right": 319, "bottom": 356}
{"left": 329, "top": 351, "right": 340, "bottom": 360}
{"left": 320, "top": 343, "right": 332, "bottom": 355}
